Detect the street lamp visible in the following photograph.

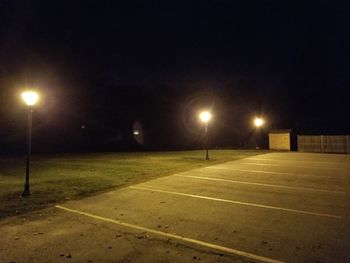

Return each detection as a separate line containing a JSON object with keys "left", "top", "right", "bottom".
{"left": 199, "top": 111, "right": 212, "bottom": 160}
{"left": 254, "top": 117, "right": 264, "bottom": 128}
{"left": 254, "top": 117, "right": 264, "bottom": 149}
{"left": 21, "top": 91, "right": 39, "bottom": 196}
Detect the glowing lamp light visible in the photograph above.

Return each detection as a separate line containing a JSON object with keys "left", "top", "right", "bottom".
{"left": 133, "top": 130, "right": 140, "bottom": 135}
{"left": 21, "top": 91, "right": 39, "bottom": 106}
{"left": 254, "top": 117, "right": 264, "bottom": 127}
{"left": 199, "top": 111, "right": 212, "bottom": 123}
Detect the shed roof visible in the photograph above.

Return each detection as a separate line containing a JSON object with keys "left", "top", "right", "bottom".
{"left": 269, "top": 129, "right": 292, "bottom": 134}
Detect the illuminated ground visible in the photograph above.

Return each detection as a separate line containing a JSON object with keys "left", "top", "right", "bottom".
{"left": 1, "top": 152, "right": 349, "bottom": 263}
{"left": 0, "top": 150, "right": 262, "bottom": 218}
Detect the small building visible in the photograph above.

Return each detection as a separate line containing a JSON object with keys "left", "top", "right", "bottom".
{"left": 269, "top": 129, "right": 291, "bottom": 151}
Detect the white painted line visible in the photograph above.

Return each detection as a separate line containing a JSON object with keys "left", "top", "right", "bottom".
{"left": 239, "top": 162, "right": 344, "bottom": 170}
{"left": 205, "top": 167, "right": 338, "bottom": 178}
{"left": 174, "top": 175, "right": 346, "bottom": 194}
{"left": 242, "top": 162, "right": 281, "bottom": 166}
{"left": 247, "top": 157, "right": 350, "bottom": 166}
{"left": 56, "top": 205, "right": 285, "bottom": 263}
{"left": 130, "top": 186, "right": 342, "bottom": 219}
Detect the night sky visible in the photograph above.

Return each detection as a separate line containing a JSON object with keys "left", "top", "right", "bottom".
{"left": 0, "top": 1, "right": 349, "bottom": 153}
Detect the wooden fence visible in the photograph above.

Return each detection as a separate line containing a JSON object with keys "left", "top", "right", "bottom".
{"left": 297, "top": 135, "right": 350, "bottom": 154}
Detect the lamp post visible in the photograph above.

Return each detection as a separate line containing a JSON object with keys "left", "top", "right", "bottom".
{"left": 199, "top": 111, "right": 212, "bottom": 160}
{"left": 21, "top": 91, "right": 39, "bottom": 196}
{"left": 254, "top": 117, "right": 264, "bottom": 150}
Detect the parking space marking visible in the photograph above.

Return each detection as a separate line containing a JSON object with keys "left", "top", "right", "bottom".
{"left": 130, "top": 186, "right": 342, "bottom": 219}
{"left": 241, "top": 162, "right": 281, "bottom": 166}
{"left": 174, "top": 175, "right": 346, "bottom": 194}
{"left": 56, "top": 205, "right": 285, "bottom": 263}
{"left": 238, "top": 162, "right": 343, "bottom": 170}
{"left": 247, "top": 157, "right": 350, "bottom": 166}
{"left": 205, "top": 167, "right": 339, "bottom": 178}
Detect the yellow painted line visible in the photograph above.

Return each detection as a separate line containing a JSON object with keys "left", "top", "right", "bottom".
{"left": 205, "top": 167, "right": 336, "bottom": 178}
{"left": 130, "top": 186, "right": 342, "bottom": 219}
{"left": 174, "top": 175, "right": 346, "bottom": 194}
{"left": 56, "top": 205, "right": 285, "bottom": 263}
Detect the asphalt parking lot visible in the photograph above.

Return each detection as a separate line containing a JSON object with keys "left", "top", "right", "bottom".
{"left": 1, "top": 152, "right": 350, "bottom": 263}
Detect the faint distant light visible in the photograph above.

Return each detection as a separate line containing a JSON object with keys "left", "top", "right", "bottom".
{"left": 199, "top": 111, "right": 212, "bottom": 123}
{"left": 21, "top": 91, "right": 39, "bottom": 106}
{"left": 254, "top": 117, "right": 264, "bottom": 127}
{"left": 81, "top": 125, "right": 86, "bottom": 129}
{"left": 132, "top": 120, "right": 144, "bottom": 145}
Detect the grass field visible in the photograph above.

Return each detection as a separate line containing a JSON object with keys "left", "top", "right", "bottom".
{"left": 0, "top": 150, "right": 265, "bottom": 218}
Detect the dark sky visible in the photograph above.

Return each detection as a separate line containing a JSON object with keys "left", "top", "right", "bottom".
{"left": 0, "top": 0, "right": 350, "bottom": 152}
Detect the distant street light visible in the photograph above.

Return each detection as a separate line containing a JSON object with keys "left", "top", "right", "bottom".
{"left": 254, "top": 117, "right": 264, "bottom": 128}
{"left": 254, "top": 117, "right": 264, "bottom": 149}
{"left": 21, "top": 91, "right": 39, "bottom": 196}
{"left": 199, "top": 111, "right": 212, "bottom": 160}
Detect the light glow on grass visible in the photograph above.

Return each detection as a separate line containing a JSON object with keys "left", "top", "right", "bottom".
{"left": 0, "top": 150, "right": 266, "bottom": 219}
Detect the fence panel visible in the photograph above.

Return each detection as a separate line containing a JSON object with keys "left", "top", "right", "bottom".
{"left": 297, "top": 135, "right": 350, "bottom": 154}
{"left": 297, "top": 135, "right": 321, "bottom": 152}
{"left": 322, "top": 136, "right": 348, "bottom": 153}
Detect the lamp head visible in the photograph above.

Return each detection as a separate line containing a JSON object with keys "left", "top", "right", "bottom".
{"left": 199, "top": 111, "right": 212, "bottom": 123}
{"left": 254, "top": 117, "right": 264, "bottom": 127}
{"left": 21, "top": 91, "right": 39, "bottom": 106}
